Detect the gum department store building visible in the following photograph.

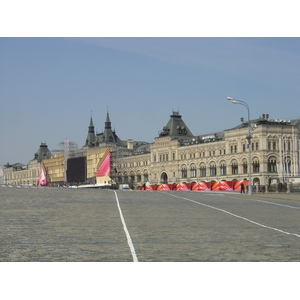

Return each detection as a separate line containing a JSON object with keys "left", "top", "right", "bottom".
{"left": 3, "top": 110, "right": 300, "bottom": 190}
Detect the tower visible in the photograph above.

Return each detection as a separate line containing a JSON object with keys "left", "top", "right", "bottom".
{"left": 84, "top": 114, "right": 96, "bottom": 147}
{"left": 103, "top": 112, "right": 115, "bottom": 142}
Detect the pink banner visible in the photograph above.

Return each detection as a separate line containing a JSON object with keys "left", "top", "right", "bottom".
{"left": 37, "top": 164, "right": 47, "bottom": 186}
{"left": 96, "top": 152, "right": 110, "bottom": 177}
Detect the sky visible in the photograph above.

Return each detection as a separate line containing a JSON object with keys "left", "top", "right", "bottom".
{"left": 1, "top": 1, "right": 300, "bottom": 166}
{"left": 1, "top": 37, "right": 300, "bottom": 164}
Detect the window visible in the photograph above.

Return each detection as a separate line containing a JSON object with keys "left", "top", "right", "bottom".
{"left": 231, "top": 161, "right": 238, "bottom": 175}
{"left": 220, "top": 163, "right": 226, "bottom": 176}
{"left": 210, "top": 163, "right": 216, "bottom": 176}
{"left": 283, "top": 158, "right": 291, "bottom": 174}
{"left": 172, "top": 153, "right": 175, "bottom": 160}
{"left": 210, "top": 166, "right": 216, "bottom": 176}
{"left": 181, "top": 165, "right": 187, "bottom": 178}
{"left": 268, "top": 158, "right": 277, "bottom": 172}
{"left": 191, "top": 164, "right": 196, "bottom": 178}
{"left": 252, "top": 160, "right": 260, "bottom": 173}
{"left": 144, "top": 173, "right": 148, "bottom": 182}
{"left": 243, "top": 161, "right": 247, "bottom": 174}
{"left": 200, "top": 166, "right": 206, "bottom": 177}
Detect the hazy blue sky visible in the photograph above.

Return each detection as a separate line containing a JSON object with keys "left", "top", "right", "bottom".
{"left": 1, "top": 37, "right": 300, "bottom": 164}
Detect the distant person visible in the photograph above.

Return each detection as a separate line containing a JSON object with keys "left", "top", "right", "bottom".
{"left": 142, "top": 183, "right": 146, "bottom": 190}
{"left": 240, "top": 182, "right": 245, "bottom": 194}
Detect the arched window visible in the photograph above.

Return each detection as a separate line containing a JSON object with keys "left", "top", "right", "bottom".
{"left": 209, "top": 162, "right": 216, "bottom": 176}
{"left": 130, "top": 171, "right": 135, "bottom": 183}
{"left": 268, "top": 157, "right": 277, "bottom": 172}
{"left": 117, "top": 172, "right": 122, "bottom": 183}
{"left": 242, "top": 159, "right": 248, "bottom": 174}
{"left": 200, "top": 163, "right": 206, "bottom": 177}
{"left": 283, "top": 156, "right": 291, "bottom": 174}
{"left": 136, "top": 170, "right": 141, "bottom": 183}
{"left": 123, "top": 172, "right": 128, "bottom": 183}
{"left": 190, "top": 163, "right": 196, "bottom": 178}
{"left": 220, "top": 161, "right": 226, "bottom": 176}
{"left": 143, "top": 170, "right": 148, "bottom": 182}
{"left": 231, "top": 159, "right": 238, "bottom": 175}
{"left": 181, "top": 164, "right": 187, "bottom": 178}
{"left": 252, "top": 158, "right": 260, "bottom": 173}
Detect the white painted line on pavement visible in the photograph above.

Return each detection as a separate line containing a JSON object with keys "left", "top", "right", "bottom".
{"left": 166, "top": 192, "right": 300, "bottom": 238}
{"left": 114, "top": 191, "right": 138, "bottom": 262}
{"left": 225, "top": 196, "right": 300, "bottom": 209}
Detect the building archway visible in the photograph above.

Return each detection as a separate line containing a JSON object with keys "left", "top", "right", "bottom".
{"left": 161, "top": 172, "right": 168, "bottom": 184}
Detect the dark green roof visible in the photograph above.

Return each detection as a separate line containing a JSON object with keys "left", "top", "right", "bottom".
{"left": 33, "top": 143, "right": 52, "bottom": 162}
{"left": 159, "top": 111, "right": 194, "bottom": 138}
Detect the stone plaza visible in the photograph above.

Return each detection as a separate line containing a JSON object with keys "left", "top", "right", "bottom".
{"left": 0, "top": 185, "right": 299, "bottom": 262}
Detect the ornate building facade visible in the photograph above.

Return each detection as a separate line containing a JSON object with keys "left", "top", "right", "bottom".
{"left": 2, "top": 143, "right": 52, "bottom": 185}
{"left": 3, "top": 110, "right": 300, "bottom": 191}
{"left": 111, "top": 111, "right": 300, "bottom": 190}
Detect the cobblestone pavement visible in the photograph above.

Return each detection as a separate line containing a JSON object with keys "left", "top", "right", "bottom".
{"left": 1, "top": 185, "right": 299, "bottom": 262}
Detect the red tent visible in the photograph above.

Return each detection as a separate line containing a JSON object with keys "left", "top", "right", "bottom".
{"left": 192, "top": 182, "right": 210, "bottom": 191}
{"left": 157, "top": 184, "right": 170, "bottom": 191}
{"left": 175, "top": 183, "right": 189, "bottom": 191}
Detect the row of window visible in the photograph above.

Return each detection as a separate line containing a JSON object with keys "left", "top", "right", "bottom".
{"left": 181, "top": 160, "right": 291, "bottom": 178}
{"left": 182, "top": 163, "right": 255, "bottom": 178}
{"left": 115, "top": 159, "right": 292, "bottom": 184}
{"left": 268, "top": 140, "right": 293, "bottom": 151}
{"left": 153, "top": 143, "right": 262, "bottom": 161}
{"left": 232, "top": 142, "right": 259, "bottom": 153}
{"left": 118, "top": 160, "right": 149, "bottom": 168}
{"left": 153, "top": 140, "right": 293, "bottom": 160}
{"left": 117, "top": 174, "right": 149, "bottom": 184}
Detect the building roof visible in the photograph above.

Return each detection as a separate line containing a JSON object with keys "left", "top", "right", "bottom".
{"left": 33, "top": 143, "right": 52, "bottom": 162}
{"left": 158, "top": 111, "right": 194, "bottom": 138}
{"left": 227, "top": 116, "right": 300, "bottom": 131}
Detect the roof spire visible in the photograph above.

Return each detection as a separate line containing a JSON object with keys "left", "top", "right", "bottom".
{"left": 84, "top": 113, "right": 96, "bottom": 147}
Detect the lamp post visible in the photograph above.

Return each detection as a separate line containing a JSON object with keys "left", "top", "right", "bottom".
{"left": 227, "top": 97, "right": 252, "bottom": 195}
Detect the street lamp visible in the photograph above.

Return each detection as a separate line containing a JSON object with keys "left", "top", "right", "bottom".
{"left": 227, "top": 97, "right": 252, "bottom": 195}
